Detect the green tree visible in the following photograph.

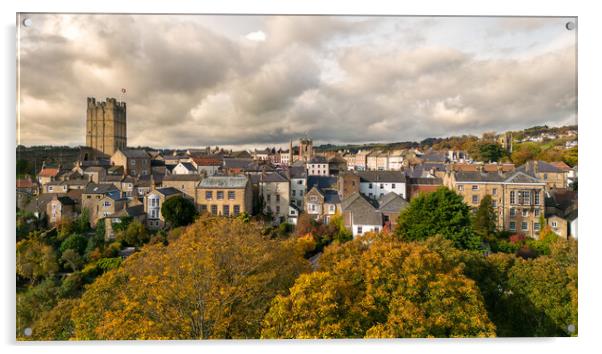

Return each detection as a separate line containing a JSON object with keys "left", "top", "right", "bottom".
{"left": 395, "top": 187, "right": 481, "bottom": 250}
{"left": 479, "top": 143, "right": 505, "bottom": 162}
{"left": 115, "top": 219, "right": 149, "bottom": 246}
{"left": 562, "top": 146, "right": 578, "bottom": 167}
{"left": 474, "top": 195, "right": 497, "bottom": 240}
{"left": 59, "top": 234, "right": 88, "bottom": 255}
{"left": 261, "top": 234, "right": 495, "bottom": 338}
{"left": 161, "top": 196, "right": 198, "bottom": 228}
{"left": 511, "top": 143, "right": 541, "bottom": 166}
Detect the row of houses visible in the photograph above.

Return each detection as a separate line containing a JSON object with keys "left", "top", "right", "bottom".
{"left": 18, "top": 143, "right": 577, "bottom": 241}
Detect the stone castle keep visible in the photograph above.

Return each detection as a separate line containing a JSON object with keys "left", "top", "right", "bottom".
{"left": 86, "top": 97, "right": 127, "bottom": 159}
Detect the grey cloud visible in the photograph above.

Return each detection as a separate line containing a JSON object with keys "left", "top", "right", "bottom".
{"left": 18, "top": 15, "right": 576, "bottom": 148}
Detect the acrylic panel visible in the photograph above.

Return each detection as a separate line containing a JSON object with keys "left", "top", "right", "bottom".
{"left": 16, "top": 14, "right": 578, "bottom": 340}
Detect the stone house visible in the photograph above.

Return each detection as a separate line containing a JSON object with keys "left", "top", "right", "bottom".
{"left": 304, "top": 186, "right": 341, "bottom": 224}
{"left": 196, "top": 176, "right": 253, "bottom": 217}
{"left": 251, "top": 172, "right": 290, "bottom": 224}
{"left": 162, "top": 174, "right": 202, "bottom": 202}
{"left": 144, "top": 187, "right": 183, "bottom": 229}
{"left": 357, "top": 171, "right": 407, "bottom": 200}
{"left": 81, "top": 183, "right": 122, "bottom": 226}
{"left": 444, "top": 170, "right": 546, "bottom": 238}
{"left": 46, "top": 195, "right": 77, "bottom": 225}
{"left": 516, "top": 160, "right": 568, "bottom": 191}
{"left": 110, "top": 148, "right": 151, "bottom": 177}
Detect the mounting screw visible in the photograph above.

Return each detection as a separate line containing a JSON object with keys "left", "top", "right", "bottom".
{"left": 22, "top": 18, "right": 32, "bottom": 27}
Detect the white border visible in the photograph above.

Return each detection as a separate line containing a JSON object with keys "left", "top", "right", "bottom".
{"left": 3, "top": 1, "right": 600, "bottom": 354}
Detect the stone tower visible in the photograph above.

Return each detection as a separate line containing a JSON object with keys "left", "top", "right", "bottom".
{"left": 86, "top": 97, "right": 127, "bottom": 159}
{"left": 299, "top": 137, "right": 313, "bottom": 162}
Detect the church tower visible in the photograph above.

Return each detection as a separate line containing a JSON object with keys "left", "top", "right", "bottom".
{"left": 86, "top": 97, "right": 127, "bottom": 159}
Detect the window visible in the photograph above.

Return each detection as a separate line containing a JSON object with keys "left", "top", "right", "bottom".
{"left": 534, "top": 209, "right": 540, "bottom": 217}
{"left": 299, "top": 190, "right": 303, "bottom": 196}
{"left": 276, "top": 205, "right": 280, "bottom": 214}
{"left": 492, "top": 188, "right": 497, "bottom": 195}
{"left": 205, "top": 191, "right": 213, "bottom": 200}
{"left": 368, "top": 183, "right": 373, "bottom": 189}
{"left": 292, "top": 190, "right": 296, "bottom": 197}
{"left": 309, "top": 195, "right": 317, "bottom": 202}
{"left": 472, "top": 195, "right": 479, "bottom": 204}
{"left": 552, "top": 221, "right": 558, "bottom": 228}
{"left": 509, "top": 221, "right": 516, "bottom": 230}
{"left": 374, "top": 227, "right": 380, "bottom": 233}
{"left": 510, "top": 191, "right": 516, "bottom": 204}
{"left": 104, "top": 201, "right": 111, "bottom": 207}
{"left": 199, "top": 204, "right": 207, "bottom": 212}
{"left": 380, "top": 193, "right": 384, "bottom": 198}
{"left": 211, "top": 205, "right": 218, "bottom": 215}
{"left": 217, "top": 191, "right": 224, "bottom": 200}
{"left": 380, "top": 184, "right": 384, "bottom": 189}
{"left": 329, "top": 205, "right": 335, "bottom": 213}
{"left": 223, "top": 205, "right": 230, "bottom": 217}
{"left": 357, "top": 226, "right": 363, "bottom": 234}
{"left": 522, "top": 209, "right": 529, "bottom": 217}
{"left": 472, "top": 185, "right": 479, "bottom": 191}
{"left": 297, "top": 180, "right": 303, "bottom": 185}
{"left": 534, "top": 192, "right": 540, "bottom": 205}
{"left": 310, "top": 204, "right": 316, "bottom": 212}
{"left": 48, "top": 186, "right": 54, "bottom": 192}
{"left": 534, "top": 223, "right": 541, "bottom": 231}
{"left": 392, "top": 183, "right": 396, "bottom": 189}
{"left": 521, "top": 222, "right": 528, "bottom": 231}
{"left": 276, "top": 194, "right": 280, "bottom": 202}
{"left": 267, "top": 194, "right": 271, "bottom": 202}
{"left": 518, "top": 190, "right": 531, "bottom": 205}
{"left": 543, "top": 173, "right": 548, "bottom": 179}
{"left": 492, "top": 200, "right": 497, "bottom": 208}
{"left": 131, "top": 160, "right": 136, "bottom": 166}
{"left": 510, "top": 208, "right": 516, "bottom": 217}
{"left": 233, "top": 205, "right": 240, "bottom": 216}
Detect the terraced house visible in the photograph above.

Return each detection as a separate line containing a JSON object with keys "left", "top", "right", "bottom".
{"left": 444, "top": 170, "right": 546, "bottom": 238}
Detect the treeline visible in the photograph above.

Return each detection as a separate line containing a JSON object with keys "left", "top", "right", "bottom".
{"left": 16, "top": 187, "right": 577, "bottom": 339}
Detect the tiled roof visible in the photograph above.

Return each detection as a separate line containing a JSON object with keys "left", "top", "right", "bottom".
{"left": 16, "top": 178, "right": 34, "bottom": 188}
{"left": 191, "top": 156, "right": 222, "bottom": 166}
{"left": 199, "top": 176, "right": 249, "bottom": 189}
{"left": 38, "top": 167, "right": 60, "bottom": 177}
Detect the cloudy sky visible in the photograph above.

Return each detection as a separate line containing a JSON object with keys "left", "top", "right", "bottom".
{"left": 17, "top": 14, "right": 577, "bottom": 149}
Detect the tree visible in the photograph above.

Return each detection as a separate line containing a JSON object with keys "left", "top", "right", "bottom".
{"left": 479, "top": 143, "right": 505, "bottom": 162}
{"left": 71, "top": 217, "right": 310, "bottom": 339}
{"left": 261, "top": 234, "right": 495, "bottom": 338}
{"left": 29, "top": 299, "right": 78, "bottom": 340}
{"left": 61, "top": 249, "right": 83, "bottom": 272}
{"left": 161, "top": 196, "right": 198, "bottom": 228}
{"left": 59, "top": 234, "right": 88, "bottom": 255}
{"left": 474, "top": 195, "right": 497, "bottom": 240}
{"left": 115, "top": 219, "right": 149, "bottom": 246}
{"left": 562, "top": 146, "right": 578, "bottom": 167}
{"left": 395, "top": 187, "right": 481, "bottom": 250}
{"left": 16, "top": 239, "right": 59, "bottom": 283}
{"left": 511, "top": 143, "right": 541, "bottom": 166}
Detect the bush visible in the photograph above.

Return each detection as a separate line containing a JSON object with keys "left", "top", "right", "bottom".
{"left": 60, "top": 234, "right": 88, "bottom": 255}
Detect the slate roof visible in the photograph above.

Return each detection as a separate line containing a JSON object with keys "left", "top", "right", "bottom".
{"left": 84, "top": 183, "right": 120, "bottom": 194}
{"left": 109, "top": 204, "right": 146, "bottom": 218}
{"left": 155, "top": 187, "right": 182, "bottom": 196}
{"left": 357, "top": 171, "right": 406, "bottom": 183}
{"left": 118, "top": 148, "right": 150, "bottom": 159}
{"left": 250, "top": 172, "right": 289, "bottom": 184}
{"left": 177, "top": 162, "right": 197, "bottom": 172}
{"left": 223, "top": 158, "right": 255, "bottom": 169}
{"left": 199, "top": 176, "right": 249, "bottom": 189}
{"left": 323, "top": 189, "right": 341, "bottom": 204}
{"left": 307, "top": 176, "right": 338, "bottom": 190}
{"left": 288, "top": 166, "right": 307, "bottom": 179}
{"left": 84, "top": 166, "right": 106, "bottom": 173}
{"left": 309, "top": 156, "right": 328, "bottom": 164}
{"left": 517, "top": 160, "right": 565, "bottom": 175}
{"left": 163, "top": 174, "right": 202, "bottom": 182}
{"left": 453, "top": 171, "right": 544, "bottom": 184}
{"left": 406, "top": 177, "right": 443, "bottom": 185}
{"left": 342, "top": 192, "right": 382, "bottom": 226}
{"left": 378, "top": 192, "right": 409, "bottom": 213}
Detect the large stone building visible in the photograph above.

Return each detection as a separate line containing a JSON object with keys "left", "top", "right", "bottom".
{"left": 86, "top": 97, "right": 127, "bottom": 159}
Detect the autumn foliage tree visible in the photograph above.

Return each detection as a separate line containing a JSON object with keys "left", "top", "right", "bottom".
{"left": 71, "top": 216, "right": 310, "bottom": 339}
{"left": 261, "top": 233, "right": 496, "bottom": 338}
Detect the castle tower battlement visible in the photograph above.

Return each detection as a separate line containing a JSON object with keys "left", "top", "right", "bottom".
{"left": 86, "top": 97, "right": 127, "bottom": 159}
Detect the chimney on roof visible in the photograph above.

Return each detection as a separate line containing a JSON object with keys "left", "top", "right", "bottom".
{"left": 534, "top": 160, "right": 539, "bottom": 174}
